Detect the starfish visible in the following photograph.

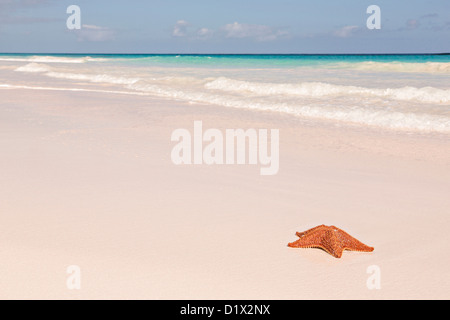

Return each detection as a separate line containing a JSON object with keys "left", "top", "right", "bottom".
{"left": 288, "top": 225, "right": 374, "bottom": 258}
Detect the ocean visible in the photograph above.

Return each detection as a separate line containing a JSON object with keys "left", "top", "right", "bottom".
{"left": 0, "top": 54, "right": 449, "bottom": 132}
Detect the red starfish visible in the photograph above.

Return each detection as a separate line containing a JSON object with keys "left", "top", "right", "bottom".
{"left": 288, "top": 225, "right": 374, "bottom": 258}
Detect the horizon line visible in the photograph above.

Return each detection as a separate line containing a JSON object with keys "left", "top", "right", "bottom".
{"left": 0, "top": 52, "right": 449, "bottom": 56}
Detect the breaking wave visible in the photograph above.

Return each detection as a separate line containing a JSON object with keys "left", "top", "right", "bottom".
{"left": 348, "top": 61, "right": 450, "bottom": 73}
{"left": 0, "top": 55, "right": 102, "bottom": 64}
{"left": 10, "top": 62, "right": 450, "bottom": 133}
{"left": 15, "top": 63, "right": 139, "bottom": 85}
{"left": 205, "top": 77, "right": 450, "bottom": 104}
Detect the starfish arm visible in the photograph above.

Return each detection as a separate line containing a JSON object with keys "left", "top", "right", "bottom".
{"left": 288, "top": 241, "right": 344, "bottom": 258}
{"left": 295, "top": 225, "right": 326, "bottom": 238}
{"left": 287, "top": 239, "right": 309, "bottom": 248}
{"left": 343, "top": 243, "right": 374, "bottom": 253}
{"left": 288, "top": 236, "right": 324, "bottom": 248}
{"left": 288, "top": 228, "right": 330, "bottom": 249}
{"left": 335, "top": 228, "right": 374, "bottom": 253}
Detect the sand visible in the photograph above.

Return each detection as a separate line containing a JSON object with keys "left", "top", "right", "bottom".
{"left": 0, "top": 88, "right": 449, "bottom": 299}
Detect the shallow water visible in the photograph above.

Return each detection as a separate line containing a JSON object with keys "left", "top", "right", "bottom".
{"left": 1, "top": 54, "right": 449, "bottom": 132}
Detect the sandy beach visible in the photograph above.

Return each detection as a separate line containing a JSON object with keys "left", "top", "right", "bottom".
{"left": 1, "top": 86, "right": 449, "bottom": 299}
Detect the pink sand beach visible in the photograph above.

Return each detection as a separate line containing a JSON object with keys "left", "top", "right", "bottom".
{"left": 0, "top": 55, "right": 449, "bottom": 299}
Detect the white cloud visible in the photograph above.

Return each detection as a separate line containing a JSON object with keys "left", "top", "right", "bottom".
{"left": 172, "top": 20, "right": 189, "bottom": 37}
{"left": 170, "top": 20, "right": 287, "bottom": 42}
{"left": 197, "top": 27, "right": 213, "bottom": 39}
{"left": 222, "top": 22, "right": 288, "bottom": 42}
{"left": 76, "top": 24, "right": 115, "bottom": 42}
{"left": 333, "top": 25, "right": 360, "bottom": 38}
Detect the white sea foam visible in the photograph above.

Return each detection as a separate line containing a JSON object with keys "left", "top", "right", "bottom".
{"left": 127, "top": 81, "right": 450, "bottom": 133}
{"left": 205, "top": 77, "right": 450, "bottom": 104}
{"left": 348, "top": 61, "right": 450, "bottom": 73}
{"left": 0, "top": 56, "right": 101, "bottom": 64}
{"left": 8, "top": 64, "right": 450, "bottom": 133}
{"left": 15, "top": 64, "right": 139, "bottom": 85}
{"left": 15, "top": 63, "right": 51, "bottom": 73}
{"left": 44, "top": 71, "right": 140, "bottom": 85}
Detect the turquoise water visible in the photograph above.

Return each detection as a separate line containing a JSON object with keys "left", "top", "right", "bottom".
{"left": 0, "top": 53, "right": 449, "bottom": 132}
{"left": 1, "top": 53, "right": 449, "bottom": 68}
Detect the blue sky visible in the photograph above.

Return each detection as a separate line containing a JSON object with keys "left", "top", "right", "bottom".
{"left": 0, "top": 0, "right": 449, "bottom": 53}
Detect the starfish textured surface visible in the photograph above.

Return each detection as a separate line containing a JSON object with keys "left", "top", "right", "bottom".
{"left": 288, "top": 225, "right": 374, "bottom": 258}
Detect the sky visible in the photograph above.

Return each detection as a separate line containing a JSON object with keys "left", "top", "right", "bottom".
{"left": 0, "top": 0, "right": 449, "bottom": 54}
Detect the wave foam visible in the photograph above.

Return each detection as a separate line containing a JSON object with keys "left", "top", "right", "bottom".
{"left": 15, "top": 63, "right": 51, "bottom": 73}
{"left": 128, "top": 81, "right": 450, "bottom": 133}
{"left": 349, "top": 61, "right": 450, "bottom": 73}
{"left": 15, "top": 64, "right": 139, "bottom": 85}
{"left": 45, "top": 71, "right": 140, "bottom": 85}
{"left": 0, "top": 56, "right": 101, "bottom": 64}
{"left": 205, "top": 77, "right": 450, "bottom": 104}
{"left": 7, "top": 67, "right": 450, "bottom": 133}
